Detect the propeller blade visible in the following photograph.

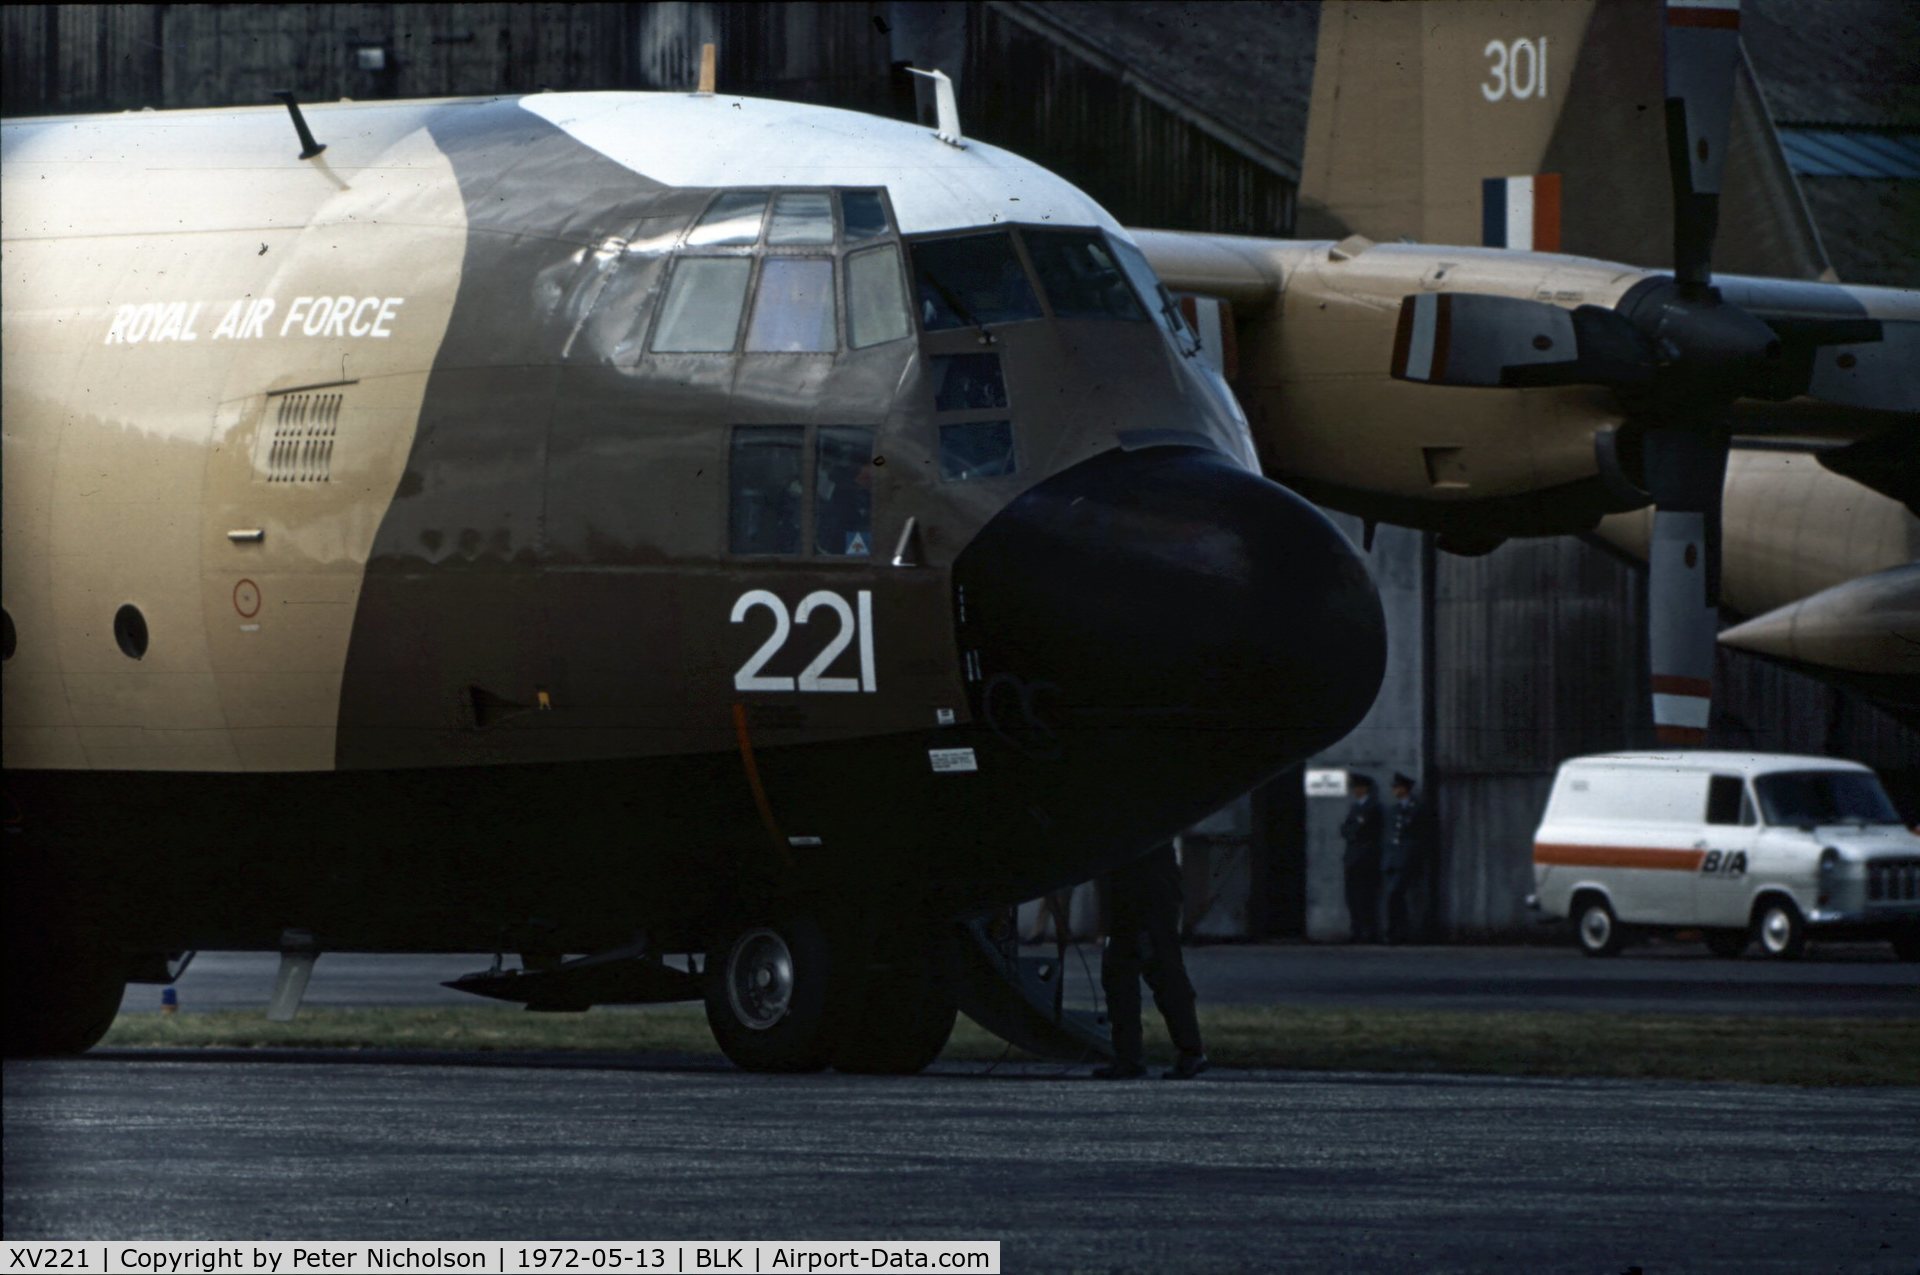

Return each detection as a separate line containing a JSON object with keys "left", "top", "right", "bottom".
{"left": 1642, "top": 425, "right": 1729, "bottom": 747}
{"left": 1390, "top": 294, "right": 1652, "bottom": 388}
{"left": 1662, "top": 0, "right": 1743, "bottom": 288}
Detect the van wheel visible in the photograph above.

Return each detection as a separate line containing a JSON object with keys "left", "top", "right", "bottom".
{"left": 1702, "top": 929, "right": 1748, "bottom": 959}
{"left": 1753, "top": 899, "right": 1807, "bottom": 960}
{"left": 1574, "top": 896, "right": 1623, "bottom": 957}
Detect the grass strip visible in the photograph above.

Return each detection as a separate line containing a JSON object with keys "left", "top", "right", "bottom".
{"left": 101, "top": 1004, "right": 1920, "bottom": 1087}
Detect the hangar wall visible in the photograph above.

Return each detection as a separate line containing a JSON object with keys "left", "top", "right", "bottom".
{"left": 6, "top": 1, "right": 1913, "bottom": 941}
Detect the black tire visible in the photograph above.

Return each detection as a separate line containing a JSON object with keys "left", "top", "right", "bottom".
{"left": 1753, "top": 897, "right": 1808, "bottom": 960}
{"left": 832, "top": 933, "right": 959, "bottom": 1076}
{"left": 1703, "top": 929, "right": 1748, "bottom": 959}
{"left": 703, "top": 914, "right": 836, "bottom": 1073}
{"left": 1574, "top": 894, "right": 1623, "bottom": 957}
{"left": 6, "top": 954, "right": 126, "bottom": 1058}
{"left": 1889, "top": 931, "right": 1920, "bottom": 963}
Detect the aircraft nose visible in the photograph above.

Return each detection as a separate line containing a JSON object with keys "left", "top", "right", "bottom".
{"left": 953, "top": 446, "right": 1385, "bottom": 789}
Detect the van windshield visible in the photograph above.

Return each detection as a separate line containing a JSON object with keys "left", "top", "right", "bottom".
{"left": 1754, "top": 771, "right": 1902, "bottom": 827}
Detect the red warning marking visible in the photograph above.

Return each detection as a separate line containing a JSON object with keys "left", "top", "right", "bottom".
{"left": 232, "top": 578, "right": 262, "bottom": 618}
{"left": 1652, "top": 675, "right": 1712, "bottom": 698}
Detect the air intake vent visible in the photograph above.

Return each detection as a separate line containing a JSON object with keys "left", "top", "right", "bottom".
{"left": 258, "top": 391, "right": 342, "bottom": 483}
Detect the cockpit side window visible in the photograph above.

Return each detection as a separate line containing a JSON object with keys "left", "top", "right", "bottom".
{"left": 1023, "top": 230, "right": 1147, "bottom": 321}
{"left": 1112, "top": 238, "right": 1200, "bottom": 354}
{"left": 910, "top": 234, "right": 1043, "bottom": 331}
{"left": 814, "top": 427, "right": 876, "bottom": 556}
{"left": 729, "top": 426, "right": 805, "bottom": 555}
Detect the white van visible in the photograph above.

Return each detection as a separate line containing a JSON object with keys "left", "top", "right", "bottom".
{"left": 1529, "top": 753, "right": 1920, "bottom": 960}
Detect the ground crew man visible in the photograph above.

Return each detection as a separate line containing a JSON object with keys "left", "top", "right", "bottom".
{"left": 1094, "top": 842, "right": 1208, "bottom": 1080}
{"left": 1382, "top": 772, "right": 1437, "bottom": 944}
{"left": 1341, "top": 773, "right": 1383, "bottom": 943}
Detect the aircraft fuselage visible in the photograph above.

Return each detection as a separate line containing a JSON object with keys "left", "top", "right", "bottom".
{"left": 2, "top": 93, "right": 1385, "bottom": 965}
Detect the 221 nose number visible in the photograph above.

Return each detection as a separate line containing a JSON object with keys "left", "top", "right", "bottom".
{"left": 731, "top": 589, "right": 877, "bottom": 693}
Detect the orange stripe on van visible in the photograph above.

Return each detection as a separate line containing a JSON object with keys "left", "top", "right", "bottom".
{"left": 1533, "top": 843, "right": 1706, "bottom": 871}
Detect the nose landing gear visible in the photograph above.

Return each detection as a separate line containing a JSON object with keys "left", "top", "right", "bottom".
{"left": 702, "top": 914, "right": 961, "bottom": 1075}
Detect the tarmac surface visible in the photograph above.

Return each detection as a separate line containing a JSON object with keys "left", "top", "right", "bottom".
{"left": 27, "top": 944, "right": 1916, "bottom": 1266}
{"left": 6, "top": 1054, "right": 1919, "bottom": 1270}
{"left": 119, "top": 940, "right": 1920, "bottom": 1018}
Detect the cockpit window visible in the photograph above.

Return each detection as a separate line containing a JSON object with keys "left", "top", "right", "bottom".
{"left": 911, "top": 234, "right": 1043, "bottom": 331}
{"left": 652, "top": 257, "right": 753, "bottom": 352}
{"left": 1023, "top": 230, "right": 1146, "bottom": 321}
{"left": 815, "top": 427, "right": 876, "bottom": 556}
{"left": 847, "top": 245, "right": 912, "bottom": 348}
{"left": 730, "top": 426, "right": 804, "bottom": 554}
{"left": 687, "top": 192, "right": 768, "bottom": 247}
{"left": 768, "top": 193, "right": 836, "bottom": 246}
{"left": 745, "top": 258, "right": 837, "bottom": 352}
{"left": 842, "top": 191, "right": 891, "bottom": 243}
{"left": 1112, "top": 238, "right": 1199, "bottom": 353}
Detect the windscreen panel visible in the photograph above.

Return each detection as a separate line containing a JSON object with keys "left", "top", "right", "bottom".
{"left": 847, "top": 245, "right": 912, "bottom": 348}
{"left": 910, "top": 234, "right": 1043, "bottom": 331}
{"left": 1023, "top": 230, "right": 1147, "bottom": 321}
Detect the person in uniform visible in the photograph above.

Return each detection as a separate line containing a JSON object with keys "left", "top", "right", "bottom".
{"left": 1094, "top": 842, "right": 1208, "bottom": 1080}
{"left": 1340, "top": 773, "right": 1383, "bottom": 943}
{"left": 1382, "top": 772, "right": 1438, "bottom": 944}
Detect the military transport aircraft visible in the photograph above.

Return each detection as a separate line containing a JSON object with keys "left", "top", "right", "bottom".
{"left": 0, "top": 72, "right": 1387, "bottom": 1066}
{"left": 1134, "top": 0, "right": 1918, "bottom": 726}
{"left": 4, "top": 0, "right": 1912, "bottom": 1069}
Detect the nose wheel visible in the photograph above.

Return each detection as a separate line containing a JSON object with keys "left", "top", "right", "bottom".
{"left": 704, "top": 915, "right": 835, "bottom": 1072}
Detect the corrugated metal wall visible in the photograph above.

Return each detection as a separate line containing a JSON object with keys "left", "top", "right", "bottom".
{"left": 1430, "top": 537, "right": 1645, "bottom": 935}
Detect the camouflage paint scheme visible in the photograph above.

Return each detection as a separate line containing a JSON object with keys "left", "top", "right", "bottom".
{"left": 2, "top": 94, "right": 1384, "bottom": 965}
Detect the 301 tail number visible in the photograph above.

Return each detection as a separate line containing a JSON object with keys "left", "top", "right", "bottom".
{"left": 732, "top": 589, "right": 877, "bottom": 693}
